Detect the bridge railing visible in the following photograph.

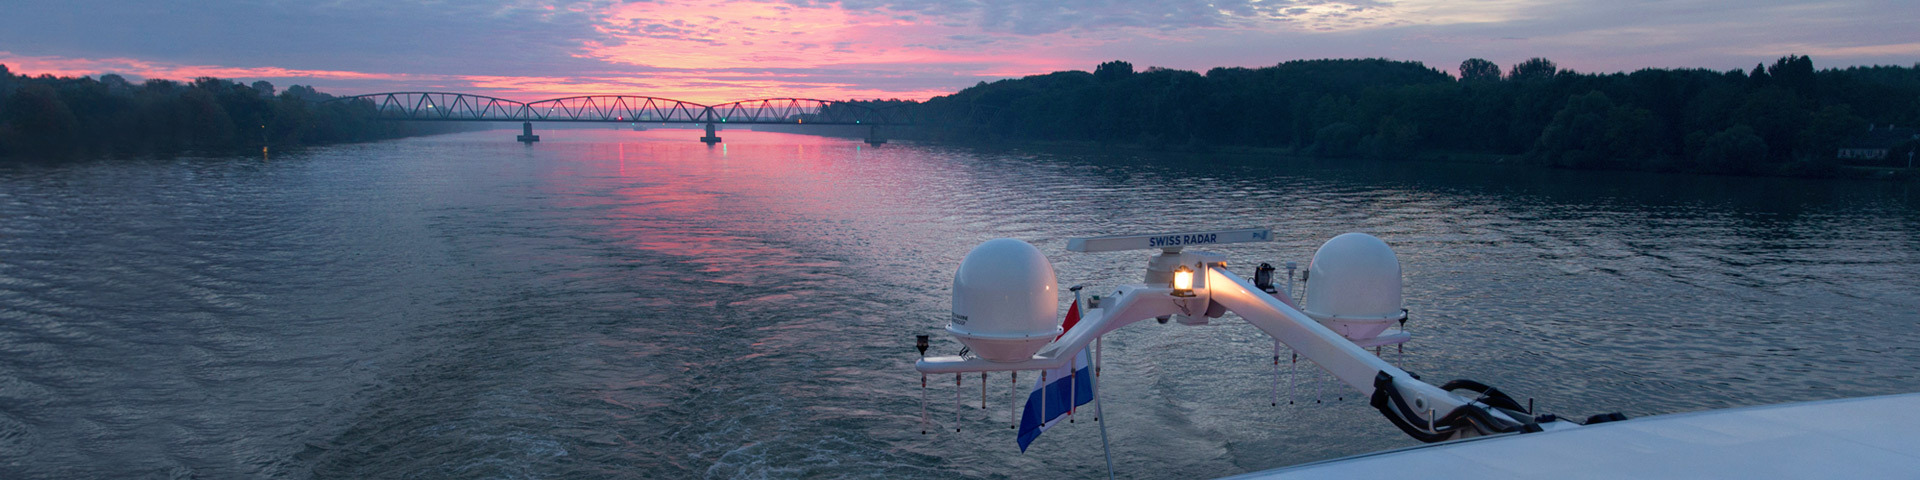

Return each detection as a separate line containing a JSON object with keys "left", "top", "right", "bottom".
{"left": 706, "top": 98, "right": 889, "bottom": 125}
{"left": 342, "top": 92, "right": 532, "bottom": 121}
{"left": 522, "top": 96, "right": 708, "bottom": 122}
{"left": 336, "top": 92, "right": 905, "bottom": 125}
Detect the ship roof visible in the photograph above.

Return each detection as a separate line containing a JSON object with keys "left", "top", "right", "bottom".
{"left": 1231, "top": 392, "right": 1920, "bottom": 479}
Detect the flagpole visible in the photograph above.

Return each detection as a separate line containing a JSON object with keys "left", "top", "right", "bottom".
{"left": 1094, "top": 355, "right": 1115, "bottom": 480}
{"left": 1068, "top": 287, "right": 1081, "bottom": 423}
{"left": 1072, "top": 285, "right": 1113, "bottom": 479}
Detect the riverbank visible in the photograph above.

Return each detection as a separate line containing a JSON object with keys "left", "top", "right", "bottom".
{"left": 0, "top": 68, "right": 485, "bottom": 160}
{"left": 894, "top": 58, "right": 1920, "bottom": 182}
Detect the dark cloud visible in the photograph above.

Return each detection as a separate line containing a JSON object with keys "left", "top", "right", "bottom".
{"left": 0, "top": 0, "right": 622, "bottom": 75}
{"left": 788, "top": 0, "right": 1391, "bottom": 35}
{"left": 1079, "top": 0, "right": 1920, "bottom": 79}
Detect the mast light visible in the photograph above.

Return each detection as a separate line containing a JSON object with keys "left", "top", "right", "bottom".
{"left": 1172, "top": 265, "right": 1195, "bottom": 297}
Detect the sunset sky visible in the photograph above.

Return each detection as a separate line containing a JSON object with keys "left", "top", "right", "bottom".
{"left": 2, "top": 0, "right": 1915, "bottom": 104}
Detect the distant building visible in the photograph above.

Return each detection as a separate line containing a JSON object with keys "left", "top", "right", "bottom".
{"left": 1838, "top": 124, "right": 1919, "bottom": 160}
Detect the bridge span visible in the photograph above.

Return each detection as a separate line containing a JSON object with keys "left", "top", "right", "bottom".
{"left": 335, "top": 92, "right": 902, "bottom": 145}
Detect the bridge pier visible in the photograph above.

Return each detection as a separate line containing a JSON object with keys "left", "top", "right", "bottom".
{"left": 865, "top": 125, "right": 886, "bottom": 146}
{"left": 700, "top": 123, "right": 722, "bottom": 145}
{"left": 516, "top": 122, "right": 540, "bottom": 143}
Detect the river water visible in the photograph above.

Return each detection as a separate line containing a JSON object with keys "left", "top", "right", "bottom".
{"left": 2, "top": 129, "right": 1917, "bottom": 478}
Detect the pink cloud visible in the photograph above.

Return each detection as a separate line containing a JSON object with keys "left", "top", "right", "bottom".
{"left": 0, "top": 0, "right": 1102, "bottom": 104}
{"left": 455, "top": 73, "right": 957, "bottom": 104}
{"left": 570, "top": 0, "right": 1088, "bottom": 99}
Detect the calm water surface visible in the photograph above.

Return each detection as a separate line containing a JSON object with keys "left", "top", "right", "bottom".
{"left": 2, "top": 129, "right": 1918, "bottom": 478}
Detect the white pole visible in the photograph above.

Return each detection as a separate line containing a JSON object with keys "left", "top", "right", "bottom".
{"left": 921, "top": 373, "right": 929, "bottom": 434}
{"left": 1314, "top": 360, "right": 1322, "bottom": 403}
{"left": 1270, "top": 341, "right": 1281, "bottom": 406}
{"left": 1284, "top": 261, "right": 1297, "bottom": 300}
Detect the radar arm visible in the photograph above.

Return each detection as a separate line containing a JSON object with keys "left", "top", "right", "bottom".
{"left": 915, "top": 284, "right": 1184, "bottom": 374}
{"left": 1205, "top": 264, "right": 1526, "bottom": 439}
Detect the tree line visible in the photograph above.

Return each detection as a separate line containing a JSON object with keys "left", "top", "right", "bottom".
{"left": 900, "top": 56, "right": 1920, "bottom": 177}
{"left": 0, "top": 65, "right": 469, "bottom": 159}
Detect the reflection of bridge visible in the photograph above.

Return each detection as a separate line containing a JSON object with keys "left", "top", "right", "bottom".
{"left": 336, "top": 92, "right": 901, "bottom": 145}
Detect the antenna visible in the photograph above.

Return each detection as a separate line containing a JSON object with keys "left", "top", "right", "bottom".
{"left": 1066, "top": 228, "right": 1273, "bottom": 253}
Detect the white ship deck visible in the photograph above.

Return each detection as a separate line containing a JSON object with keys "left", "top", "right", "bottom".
{"left": 1236, "top": 393, "right": 1920, "bottom": 479}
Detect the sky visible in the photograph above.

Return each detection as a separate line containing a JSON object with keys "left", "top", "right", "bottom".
{"left": 1, "top": 0, "right": 1915, "bottom": 104}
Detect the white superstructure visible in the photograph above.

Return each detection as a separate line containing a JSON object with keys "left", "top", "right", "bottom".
{"left": 910, "top": 228, "right": 1919, "bottom": 478}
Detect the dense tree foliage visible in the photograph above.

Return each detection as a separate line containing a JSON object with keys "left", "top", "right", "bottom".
{"left": 1459, "top": 58, "right": 1501, "bottom": 83}
{"left": 0, "top": 65, "right": 466, "bottom": 159}
{"left": 904, "top": 56, "right": 1920, "bottom": 177}
{"left": 1509, "top": 58, "right": 1560, "bottom": 82}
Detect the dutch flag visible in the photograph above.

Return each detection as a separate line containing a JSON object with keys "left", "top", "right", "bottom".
{"left": 1017, "top": 300, "right": 1094, "bottom": 452}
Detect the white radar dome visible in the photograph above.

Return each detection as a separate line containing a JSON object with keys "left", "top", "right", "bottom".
{"left": 948, "top": 238, "right": 1060, "bottom": 363}
{"left": 1302, "top": 233, "right": 1404, "bottom": 341}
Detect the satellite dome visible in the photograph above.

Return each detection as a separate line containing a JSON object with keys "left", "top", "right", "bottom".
{"left": 947, "top": 239, "right": 1060, "bottom": 362}
{"left": 1302, "top": 233, "right": 1404, "bottom": 341}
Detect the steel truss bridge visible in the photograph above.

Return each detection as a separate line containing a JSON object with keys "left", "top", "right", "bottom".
{"left": 335, "top": 92, "right": 901, "bottom": 144}
{"left": 339, "top": 92, "right": 900, "bottom": 124}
